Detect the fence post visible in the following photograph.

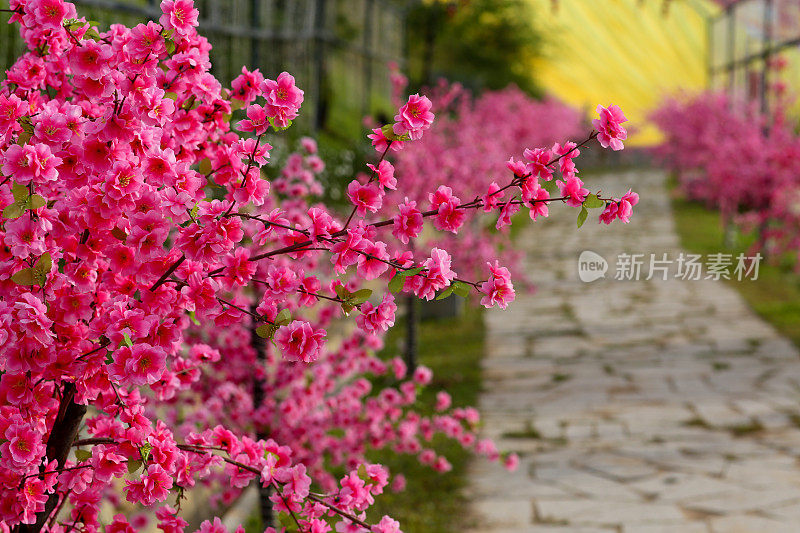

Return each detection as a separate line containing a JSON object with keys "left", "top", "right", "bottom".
{"left": 363, "top": 0, "right": 374, "bottom": 119}
{"left": 726, "top": 4, "right": 735, "bottom": 103}
{"left": 761, "top": 0, "right": 774, "bottom": 117}
{"left": 313, "top": 0, "right": 327, "bottom": 131}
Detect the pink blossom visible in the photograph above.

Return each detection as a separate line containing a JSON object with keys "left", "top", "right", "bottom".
{"left": 368, "top": 127, "right": 404, "bottom": 153}
{"left": 2, "top": 143, "right": 61, "bottom": 185}
{"left": 393, "top": 94, "right": 434, "bottom": 140}
{"left": 392, "top": 197, "right": 423, "bottom": 244}
{"left": 275, "top": 320, "right": 325, "bottom": 363}
{"left": 593, "top": 104, "right": 628, "bottom": 151}
{"left": 159, "top": 0, "right": 199, "bottom": 36}
{"left": 556, "top": 175, "right": 589, "bottom": 207}
{"left": 367, "top": 160, "right": 397, "bottom": 190}
{"left": 480, "top": 261, "right": 515, "bottom": 309}
{"left": 528, "top": 186, "right": 550, "bottom": 220}
{"left": 69, "top": 40, "right": 113, "bottom": 79}
{"left": 347, "top": 180, "right": 382, "bottom": 217}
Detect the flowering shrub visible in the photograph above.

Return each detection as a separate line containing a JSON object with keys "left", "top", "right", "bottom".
{"left": 373, "top": 73, "right": 586, "bottom": 286}
{"left": 0, "top": 1, "right": 636, "bottom": 532}
{"left": 652, "top": 92, "right": 800, "bottom": 262}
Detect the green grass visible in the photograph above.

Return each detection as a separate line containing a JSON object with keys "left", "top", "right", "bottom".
{"left": 365, "top": 305, "right": 485, "bottom": 532}
{"left": 670, "top": 191, "right": 800, "bottom": 348}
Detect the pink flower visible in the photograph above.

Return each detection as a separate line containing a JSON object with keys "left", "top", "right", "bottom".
{"left": 237, "top": 104, "right": 269, "bottom": 135}
{"left": 392, "top": 197, "right": 423, "bottom": 244}
{"left": 393, "top": 94, "right": 434, "bottom": 140}
{"left": 275, "top": 320, "right": 325, "bottom": 363}
{"left": 367, "top": 160, "right": 397, "bottom": 190}
{"left": 109, "top": 343, "right": 167, "bottom": 386}
{"left": 356, "top": 240, "right": 390, "bottom": 280}
{"left": 92, "top": 447, "right": 128, "bottom": 482}
{"left": 504, "top": 453, "right": 519, "bottom": 471}
{"left": 230, "top": 66, "right": 264, "bottom": 104}
{"left": 435, "top": 391, "right": 452, "bottom": 411}
{"left": 556, "top": 175, "right": 588, "bottom": 207}
{"left": 414, "top": 248, "right": 455, "bottom": 300}
{"left": 523, "top": 147, "right": 553, "bottom": 181}
{"left": 347, "top": 180, "right": 382, "bottom": 217}
{"left": 2, "top": 143, "right": 61, "bottom": 185}
{"left": 2, "top": 424, "right": 44, "bottom": 469}
{"left": 618, "top": 189, "right": 639, "bottom": 223}
{"left": 593, "top": 104, "right": 628, "bottom": 151}
{"left": 32, "top": 0, "right": 77, "bottom": 30}
{"left": 505, "top": 157, "right": 528, "bottom": 178}
{"left": 480, "top": 261, "right": 515, "bottom": 309}
{"left": 599, "top": 201, "right": 618, "bottom": 225}
{"left": 261, "top": 72, "right": 304, "bottom": 127}
{"left": 528, "top": 186, "right": 550, "bottom": 220}
{"left": 356, "top": 293, "right": 397, "bottom": 333}
{"left": 368, "top": 127, "right": 404, "bottom": 153}
{"left": 68, "top": 40, "right": 113, "bottom": 79}
{"left": 552, "top": 141, "right": 580, "bottom": 176}
{"left": 159, "top": 0, "right": 199, "bottom": 36}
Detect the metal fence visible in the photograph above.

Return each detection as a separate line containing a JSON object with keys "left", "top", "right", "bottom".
{"left": 0, "top": 0, "right": 406, "bottom": 133}
{"left": 709, "top": 0, "right": 800, "bottom": 114}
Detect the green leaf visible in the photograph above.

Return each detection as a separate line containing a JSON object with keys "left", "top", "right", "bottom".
{"left": 16, "top": 131, "right": 32, "bottom": 146}
{"left": 388, "top": 273, "right": 405, "bottom": 293}
{"left": 436, "top": 284, "right": 457, "bottom": 301}
{"left": 29, "top": 194, "right": 45, "bottom": 210}
{"left": 11, "top": 267, "right": 35, "bottom": 286}
{"left": 122, "top": 333, "right": 133, "bottom": 347}
{"left": 11, "top": 253, "right": 51, "bottom": 287}
{"left": 453, "top": 281, "right": 472, "bottom": 298}
{"left": 85, "top": 29, "right": 102, "bottom": 41}
{"left": 11, "top": 182, "right": 27, "bottom": 202}
{"left": 348, "top": 289, "right": 372, "bottom": 305}
{"left": 334, "top": 284, "right": 348, "bottom": 299}
{"left": 577, "top": 206, "right": 588, "bottom": 228}
{"left": 127, "top": 459, "right": 142, "bottom": 474}
{"left": 403, "top": 267, "right": 425, "bottom": 277}
{"left": 583, "top": 193, "right": 604, "bottom": 209}
{"left": 255, "top": 323, "right": 278, "bottom": 340}
{"left": 188, "top": 310, "right": 200, "bottom": 326}
{"left": 198, "top": 158, "right": 212, "bottom": 175}
{"left": 2, "top": 202, "right": 25, "bottom": 219}
{"left": 74, "top": 449, "right": 92, "bottom": 462}
{"left": 275, "top": 309, "right": 291, "bottom": 326}
{"left": 267, "top": 116, "right": 292, "bottom": 132}
{"left": 139, "top": 443, "right": 152, "bottom": 463}
{"left": 341, "top": 303, "right": 355, "bottom": 316}
{"left": 165, "top": 38, "right": 176, "bottom": 55}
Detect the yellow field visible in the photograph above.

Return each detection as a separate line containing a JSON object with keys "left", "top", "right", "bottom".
{"left": 529, "top": 0, "right": 719, "bottom": 145}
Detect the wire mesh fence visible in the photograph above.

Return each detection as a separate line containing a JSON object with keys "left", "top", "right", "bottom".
{"left": 0, "top": 0, "right": 406, "bottom": 134}
{"left": 710, "top": 0, "right": 800, "bottom": 114}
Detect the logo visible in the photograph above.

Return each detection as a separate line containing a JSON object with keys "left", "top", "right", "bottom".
{"left": 578, "top": 250, "right": 607, "bottom": 283}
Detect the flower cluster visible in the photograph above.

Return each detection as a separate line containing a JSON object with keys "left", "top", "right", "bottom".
{"left": 652, "top": 90, "right": 800, "bottom": 262}
{"left": 0, "top": 0, "right": 635, "bottom": 531}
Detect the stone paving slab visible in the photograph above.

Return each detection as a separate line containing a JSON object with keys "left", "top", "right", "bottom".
{"left": 466, "top": 170, "right": 800, "bottom": 533}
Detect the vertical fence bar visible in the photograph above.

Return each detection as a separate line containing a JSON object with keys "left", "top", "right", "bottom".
{"left": 362, "top": 0, "right": 374, "bottom": 119}
{"left": 312, "top": 0, "right": 326, "bottom": 131}
{"left": 761, "top": 0, "right": 774, "bottom": 116}
{"left": 726, "top": 4, "right": 735, "bottom": 102}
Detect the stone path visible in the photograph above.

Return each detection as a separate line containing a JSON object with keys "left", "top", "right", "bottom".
{"left": 466, "top": 170, "right": 800, "bottom": 533}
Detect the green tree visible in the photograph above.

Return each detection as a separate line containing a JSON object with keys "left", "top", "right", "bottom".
{"left": 405, "top": 0, "right": 543, "bottom": 95}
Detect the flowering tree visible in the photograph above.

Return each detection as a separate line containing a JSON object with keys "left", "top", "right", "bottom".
{"left": 652, "top": 90, "right": 800, "bottom": 263}
{"left": 0, "top": 1, "right": 636, "bottom": 532}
